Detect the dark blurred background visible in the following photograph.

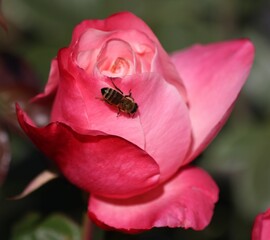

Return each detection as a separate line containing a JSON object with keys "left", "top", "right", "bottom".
{"left": 0, "top": 0, "right": 269, "bottom": 239}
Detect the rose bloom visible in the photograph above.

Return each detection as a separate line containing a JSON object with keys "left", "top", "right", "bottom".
{"left": 252, "top": 208, "right": 270, "bottom": 240}
{"left": 16, "top": 12, "right": 254, "bottom": 231}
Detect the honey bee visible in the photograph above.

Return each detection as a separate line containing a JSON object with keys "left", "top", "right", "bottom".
{"left": 101, "top": 80, "right": 138, "bottom": 116}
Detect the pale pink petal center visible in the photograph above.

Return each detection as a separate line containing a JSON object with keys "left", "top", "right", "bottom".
{"left": 96, "top": 39, "right": 135, "bottom": 78}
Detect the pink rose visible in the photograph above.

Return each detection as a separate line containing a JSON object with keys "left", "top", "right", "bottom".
{"left": 252, "top": 208, "right": 270, "bottom": 240}
{"left": 16, "top": 12, "right": 254, "bottom": 231}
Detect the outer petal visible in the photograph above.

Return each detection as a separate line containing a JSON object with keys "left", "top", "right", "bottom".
{"left": 252, "top": 208, "right": 270, "bottom": 240}
{"left": 89, "top": 166, "right": 219, "bottom": 231}
{"left": 16, "top": 104, "right": 160, "bottom": 199}
{"left": 70, "top": 12, "right": 162, "bottom": 48}
{"left": 31, "top": 58, "right": 59, "bottom": 104}
{"left": 171, "top": 39, "right": 255, "bottom": 163}
{"left": 129, "top": 73, "right": 191, "bottom": 181}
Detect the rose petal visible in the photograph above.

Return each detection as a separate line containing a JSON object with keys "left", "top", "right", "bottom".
{"left": 31, "top": 58, "right": 59, "bottom": 104}
{"left": 125, "top": 73, "right": 191, "bottom": 181}
{"left": 41, "top": 48, "right": 192, "bottom": 181}
{"left": 0, "top": 129, "right": 10, "bottom": 185}
{"left": 70, "top": 12, "right": 160, "bottom": 48}
{"left": 53, "top": 48, "right": 192, "bottom": 181}
{"left": 171, "top": 39, "right": 255, "bottom": 164}
{"left": 75, "top": 28, "right": 155, "bottom": 77}
{"left": 252, "top": 208, "right": 270, "bottom": 240}
{"left": 51, "top": 48, "right": 146, "bottom": 149}
{"left": 96, "top": 39, "right": 136, "bottom": 78}
{"left": 88, "top": 166, "right": 219, "bottom": 231}
{"left": 71, "top": 12, "right": 187, "bottom": 100}
{"left": 16, "top": 104, "right": 160, "bottom": 198}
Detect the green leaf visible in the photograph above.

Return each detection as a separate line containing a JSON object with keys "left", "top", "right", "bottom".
{"left": 11, "top": 213, "right": 41, "bottom": 239}
{"left": 11, "top": 213, "right": 81, "bottom": 240}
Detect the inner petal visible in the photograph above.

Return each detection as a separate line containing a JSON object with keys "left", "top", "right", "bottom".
{"left": 133, "top": 43, "right": 154, "bottom": 72}
{"left": 96, "top": 39, "right": 136, "bottom": 78}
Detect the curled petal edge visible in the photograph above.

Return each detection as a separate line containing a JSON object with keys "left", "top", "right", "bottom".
{"left": 16, "top": 104, "right": 161, "bottom": 199}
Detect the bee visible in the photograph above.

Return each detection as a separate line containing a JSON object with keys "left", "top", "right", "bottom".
{"left": 101, "top": 80, "right": 138, "bottom": 116}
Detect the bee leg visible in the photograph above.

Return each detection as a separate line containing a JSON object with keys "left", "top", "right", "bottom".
{"left": 95, "top": 96, "right": 104, "bottom": 101}
{"left": 117, "top": 108, "right": 121, "bottom": 117}
{"left": 96, "top": 96, "right": 112, "bottom": 105}
{"left": 126, "top": 90, "right": 135, "bottom": 100}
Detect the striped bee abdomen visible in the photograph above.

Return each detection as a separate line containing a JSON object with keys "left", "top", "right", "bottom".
{"left": 101, "top": 87, "right": 138, "bottom": 116}
{"left": 101, "top": 88, "right": 123, "bottom": 105}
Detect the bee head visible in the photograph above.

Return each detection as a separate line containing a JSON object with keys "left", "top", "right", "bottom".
{"left": 101, "top": 88, "right": 109, "bottom": 95}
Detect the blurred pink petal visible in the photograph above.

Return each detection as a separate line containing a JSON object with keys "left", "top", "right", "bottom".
{"left": 252, "top": 208, "right": 270, "bottom": 240}
{"left": 11, "top": 170, "right": 58, "bottom": 199}
{"left": 0, "top": 51, "right": 41, "bottom": 128}
{"left": 0, "top": 129, "right": 10, "bottom": 185}
{"left": 171, "top": 39, "right": 255, "bottom": 164}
